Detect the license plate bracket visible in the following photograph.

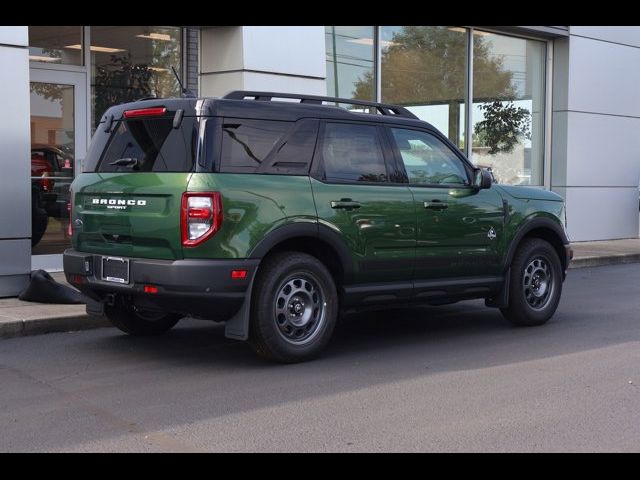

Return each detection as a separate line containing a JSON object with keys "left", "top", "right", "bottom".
{"left": 101, "top": 256, "right": 130, "bottom": 284}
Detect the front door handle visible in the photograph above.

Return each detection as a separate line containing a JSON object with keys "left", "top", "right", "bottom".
{"left": 331, "top": 199, "right": 361, "bottom": 210}
{"left": 424, "top": 200, "right": 448, "bottom": 210}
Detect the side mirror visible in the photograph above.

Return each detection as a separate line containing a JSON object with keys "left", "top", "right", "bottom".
{"left": 473, "top": 168, "right": 493, "bottom": 190}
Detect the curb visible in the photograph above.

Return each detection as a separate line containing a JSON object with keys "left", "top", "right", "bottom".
{"left": 0, "top": 313, "right": 110, "bottom": 340}
{"left": 569, "top": 253, "right": 640, "bottom": 269}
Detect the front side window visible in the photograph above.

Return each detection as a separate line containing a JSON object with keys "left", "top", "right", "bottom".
{"left": 321, "top": 123, "right": 387, "bottom": 183}
{"left": 391, "top": 128, "right": 468, "bottom": 185}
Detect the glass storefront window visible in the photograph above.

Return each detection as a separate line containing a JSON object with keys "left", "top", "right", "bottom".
{"left": 380, "top": 26, "right": 467, "bottom": 148}
{"left": 471, "top": 31, "right": 546, "bottom": 185}
{"left": 30, "top": 82, "right": 75, "bottom": 254}
{"left": 28, "top": 26, "right": 83, "bottom": 65}
{"left": 325, "top": 26, "right": 375, "bottom": 100}
{"left": 90, "top": 26, "right": 182, "bottom": 130}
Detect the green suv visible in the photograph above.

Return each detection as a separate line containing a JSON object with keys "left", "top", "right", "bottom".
{"left": 63, "top": 91, "right": 573, "bottom": 362}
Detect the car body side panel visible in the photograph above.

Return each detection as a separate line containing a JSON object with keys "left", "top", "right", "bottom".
{"left": 183, "top": 173, "right": 318, "bottom": 259}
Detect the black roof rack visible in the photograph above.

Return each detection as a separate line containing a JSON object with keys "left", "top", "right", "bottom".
{"left": 222, "top": 90, "right": 419, "bottom": 120}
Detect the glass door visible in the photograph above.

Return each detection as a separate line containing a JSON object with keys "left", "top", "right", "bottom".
{"left": 29, "top": 68, "right": 87, "bottom": 270}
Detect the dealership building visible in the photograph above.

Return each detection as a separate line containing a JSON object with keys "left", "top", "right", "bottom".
{"left": 0, "top": 25, "right": 638, "bottom": 296}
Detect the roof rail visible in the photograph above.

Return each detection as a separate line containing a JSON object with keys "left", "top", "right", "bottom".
{"left": 222, "top": 90, "right": 419, "bottom": 120}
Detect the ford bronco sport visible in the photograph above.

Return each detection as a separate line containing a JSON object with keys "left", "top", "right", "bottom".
{"left": 63, "top": 91, "right": 573, "bottom": 363}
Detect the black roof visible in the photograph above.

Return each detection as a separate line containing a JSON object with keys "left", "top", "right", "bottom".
{"left": 204, "top": 90, "right": 437, "bottom": 130}
{"left": 99, "top": 91, "right": 438, "bottom": 131}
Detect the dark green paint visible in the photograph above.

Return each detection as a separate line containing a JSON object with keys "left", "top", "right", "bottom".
{"left": 70, "top": 171, "right": 567, "bottom": 284}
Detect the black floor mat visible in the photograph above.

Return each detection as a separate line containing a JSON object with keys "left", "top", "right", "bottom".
{"left": 18, "top": 270, "right": 86, "bottom": 304}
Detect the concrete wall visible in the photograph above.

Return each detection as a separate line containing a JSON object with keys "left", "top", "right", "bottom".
{"left": 551, "top": 27, "right": 640, "bottom": 241}
{"left": 199, "top": 26, "right": 326, "bottom": 97}
{"left": 0, "top": 27, "right": 31, "bottom": 296}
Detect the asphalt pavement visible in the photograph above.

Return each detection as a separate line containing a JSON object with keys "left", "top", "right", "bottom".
{"left": 1, "top": 263, "right": 640, "bottom": 452}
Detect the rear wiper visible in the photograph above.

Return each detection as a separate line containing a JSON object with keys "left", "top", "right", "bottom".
{"left": 109, "top": 157, "right": 139, "bottom": 169}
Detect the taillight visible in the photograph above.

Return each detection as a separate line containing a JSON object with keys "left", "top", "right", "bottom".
{"left": 41, "top": 171, "right": 52, "bottom": 192}
{"left": 181, "top": 192, "right": 223, "bottom": 247}
{"left": 123, "top": 107, "right": 166, "bottom": 118}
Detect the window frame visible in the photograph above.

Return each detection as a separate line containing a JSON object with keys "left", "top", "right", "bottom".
{"left": 384, "top": 125, "right": 475, "bottom": 189}
{"left": 310, "top": 120, "right": 403, "bottom": 186}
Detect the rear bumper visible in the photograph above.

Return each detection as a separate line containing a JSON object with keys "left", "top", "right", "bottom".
{"left": 63, "top": 249, "right": 259, "bottom": 321}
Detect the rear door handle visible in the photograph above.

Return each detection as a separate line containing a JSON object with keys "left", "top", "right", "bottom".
{"left": 331, "top": 200, "right": 361, "bottom": 210}
{"left": 424, "top": 200, "right": 448, "bottom": 210}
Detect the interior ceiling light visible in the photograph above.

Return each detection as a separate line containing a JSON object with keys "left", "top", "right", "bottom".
{"left": 136, "top": 33, "right": 172, "bottom": 41}
{"left": 148, "top": 66, "right": 170, "bottom": 72}
{"left": 448, "top": 27, "right": 466, "bottom": 33}
{"left": 64, "top": 44, "right": 126, "bottom": 53}
{"left": 29, "top": 55, "right": 60, "bottom": 62}
{"left": 347, "top": 38, "right": 397, "bottom": 48}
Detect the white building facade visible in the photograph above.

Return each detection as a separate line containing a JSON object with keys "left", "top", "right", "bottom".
{"left": 0, "top": 25, "right": 637, "bottom": 296}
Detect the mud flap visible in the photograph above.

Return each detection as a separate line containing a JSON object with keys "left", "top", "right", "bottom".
{"left": 224, "top": 271, "right": 257, "bottom": 341}
{"left": 86, "top": 298, "right": 105, "bottom": 317}
{"left": 485, "top": 268, "right": 510, "bottom": 309}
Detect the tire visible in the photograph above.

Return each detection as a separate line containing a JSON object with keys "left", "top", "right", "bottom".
{"left": 248, "top": 251, "right": 338, "bottom": 363}
{"left": 104, "top": 302, "right": 181, "bottom": 336}
{"left": 500, "top": 238, "right": 563, "bottom": 326}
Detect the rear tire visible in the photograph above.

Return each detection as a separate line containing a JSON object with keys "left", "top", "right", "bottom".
{"left": 248, "top": 251, "right": 338, "bottom": 363}
{"left": 104, "top": 302, "right": 181, "bottom": 336}
{"left": 500, "top": 238, "right": 563, "bottom": 326}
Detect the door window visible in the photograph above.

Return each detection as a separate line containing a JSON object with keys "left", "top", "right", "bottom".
{"left": 320, "top": 123, "right": 388, "bottom": 183}
{"left": 390, "top": 128, "right": 469, "bottom": 186}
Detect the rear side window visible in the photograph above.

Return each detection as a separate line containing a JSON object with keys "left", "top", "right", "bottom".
{"left": 220, "top": 118, "right": 291, "bottom": 173}
{"left": 96, "top": 117, "right": 197, "bottom": 173}
{"left": 319, "top": 123, "right": 388, "bottom": 183}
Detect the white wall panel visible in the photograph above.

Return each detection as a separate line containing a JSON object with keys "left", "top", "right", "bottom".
{"left": 200, "top": 71, "right": 244, "bottom": 97}
{"left": 571, "top": 26, "right": 640, "bottom": 48}
{"left": 0, "top": 26, "right": 28, "bottom": 46}
{"left": 200, "top": 27, "right": 244, "bottom": 73}
{"left": 242, "top": 71, "right": 326, "bottom": 96}
{"left": 567, "top": 35, "right": 640, "bottom": 117}
{"left": 563, "top": 111, "right": 640, "bottom": 187}
{"left": 242, "top": 26, "right": 326, "bottom": 78}
{"left": 556, "top": 187, "right": 639, "bottom": 241}
{"left": 0, "top": 45, "right": 30, "bottom": 238}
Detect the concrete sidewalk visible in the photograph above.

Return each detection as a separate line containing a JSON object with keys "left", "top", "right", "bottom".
{"left": 570, "top": 238, "right": 640, "bottom": 268}
{"left": 0, "top": 272, "right": 109, "bottom": 339}
{"left": 2, "top": 238, "right": 640, "bottom": 340}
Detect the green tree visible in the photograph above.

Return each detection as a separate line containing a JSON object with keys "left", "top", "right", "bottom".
{"left": 353, "top": 26, "right": 515, "bottom": 104}
{"left": 352, "top": 27, "right": 517, "bottom": 144}
{"left": 93, "top": 33, "right": 181, "bottom": 128}
{"left": 473, "top": 101, "right": 531, "bottom": 154}
{"left": 93, "top": 53, "right": 154, "bottom": 128}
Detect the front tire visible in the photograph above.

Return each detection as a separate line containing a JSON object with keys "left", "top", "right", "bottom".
{"left": 248, "top": 251, "right": 338, "bottom": 363}
{"left": 104, "top": 302, "right": 181, "bottom": 336}
{"left": 500, "top": 238, "right": 563, "bottom": 326}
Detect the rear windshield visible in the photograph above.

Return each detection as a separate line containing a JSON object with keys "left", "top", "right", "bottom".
{"left": 93, "top": 116, "right": 197, "bottom": 173}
